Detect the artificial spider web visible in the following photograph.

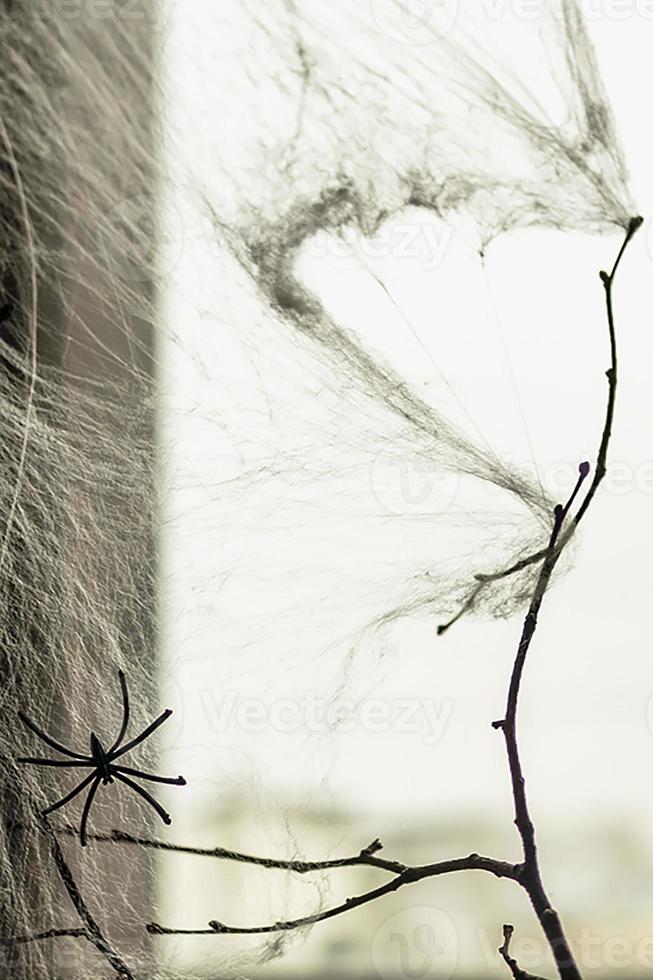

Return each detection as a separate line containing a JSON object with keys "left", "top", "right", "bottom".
{"left": 17, "top": 671, "right": 185, "bottom": 847}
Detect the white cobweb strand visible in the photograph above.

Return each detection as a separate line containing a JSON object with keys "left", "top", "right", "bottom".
{"left": 174, "top": 0, "right": 633, "bottom": 235}
{"left": 162, "top": 0, "right": 633, "bottom": 678}
{"left": 0, "top": 113, "right": 38, "bottom": 575}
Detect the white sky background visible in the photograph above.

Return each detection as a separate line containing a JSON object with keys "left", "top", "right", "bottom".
{"left": 157, "top": 1, "right": 653, "bottom": 970}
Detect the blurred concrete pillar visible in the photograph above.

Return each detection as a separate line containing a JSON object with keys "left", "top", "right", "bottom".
{"left": 0, "top": 2, "right": 160, "bottom": 976}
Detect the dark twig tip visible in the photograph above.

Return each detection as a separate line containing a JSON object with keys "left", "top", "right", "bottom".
{"left": 629, "top": 215, "right": 644, "bottom": 234}
{"left": 578, "top": 461, "right": 590, "bottom": 478}
{"left": 209, "top": 920, "right": 226, "bottom": 933}
{"left": 491, "top": 719, "right": 505, "bottom": 730}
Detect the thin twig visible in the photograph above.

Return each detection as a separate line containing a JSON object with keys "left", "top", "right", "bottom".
{"left": 492, "top": 217, "right": 642, "bottom": 980}
{"left": 38, "top": 815, "right": 135, "bottom": 979}
{"left": 480, "top": 471, "right": 585, "bottom": 980}
{"left": 569, "top": 216, "right": 643, "bottom": 531}
{"left": 438, "top": 215, "right": 642, "bottom": 636}
{"left": 499, "top": 923, "right": 551, "bottom": 980}
{"left": 147, "top": 853, "right": 519, "bottom": 936}
{"left": 56, "top": 826, "right": 407, "bottom": 875}
{"left": 437, "top": 547, "right": 548, "bottom": 635}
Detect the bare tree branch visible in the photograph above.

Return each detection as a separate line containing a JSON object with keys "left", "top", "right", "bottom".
{"left": 37, "top": 815, "right": 135, "bottom": 979}
{"left": 491, "top": 217, "right": 642, "bottom": 980}
{"left": 569, "top": 216, "right": 643, "bottom": 530}
{"left": 438, "top": 215, "right": 643, "bottom": 636}
{"left": 55, "top": 827, "right": 408, "bottom": 875}
{"left": 492, "top": 467, "right": 588, "bottom": 980}
{"left": 147, "top": 853, "right": 519, "bottom": 936}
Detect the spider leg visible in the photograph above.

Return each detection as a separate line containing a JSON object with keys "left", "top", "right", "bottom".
{"left": 109, "top": 709, "right": 173, "bottom": 761}
{"left": 79, "top": 776, "right": 101, "bottom": 848}
{"left": 42, "top": 771, "right": 98, "bottom": 816}
{"left": 18, "top": 711, "right": 87, "bottom": 760}
{"left": 17, "top": 757, "right": 93, "bottom": 768}
{"left": 113, "top": 772, "right": 172, "bottom": 825}
{"left": 110, "top": 764, "right": 186, "bottom": 786}
{"left": 108, "top": 670, "right": 130, "bottom": 754}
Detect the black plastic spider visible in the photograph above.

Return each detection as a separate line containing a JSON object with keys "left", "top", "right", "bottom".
{"left": 17, "top": 670, "right": 186, "bottom": 847}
